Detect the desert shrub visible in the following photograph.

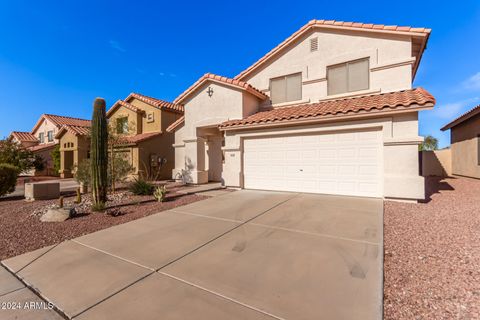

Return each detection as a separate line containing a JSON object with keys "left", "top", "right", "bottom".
{"left": 0, "top": 139, "right": 36, "bottom": 173}
{"left": 74, "top": 156, "right": 134, "bottom": 189}
{"left": 51, "top": 145, "right": 61, "bottom": 175}
{"left": 74, "top": 159, "right": 91, "bottom": 186}
{"left": 129, "top": 179, "right": 154, "bottom": 195}
{"left": 0, "top": 163, "right": 19, "bottom": 196}
{"left": 153, "top": 185, "right": 167, "bottom": 202}
{"left": 91, "top": 202, "right": 106, "bottom": 212}
{"left": 33, "top": 154, "right": 45, "bottom": 172}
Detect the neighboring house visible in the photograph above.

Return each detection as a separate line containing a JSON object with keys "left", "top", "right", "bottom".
{"left": 168, "top": 19, "right": 435, "bottom": 201}
{"left": 8, "top": 114, "right": 90, "bottom": 176}
{"left": 56, "top": 93, "right": 183, "bottom": 179}
{"left": 441, "top": 105, "right": 480, "bottom": 179}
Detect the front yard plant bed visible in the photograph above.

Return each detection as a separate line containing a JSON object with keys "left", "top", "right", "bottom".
{"left": 0, "top": 182, "right": 208, "bottom": 260}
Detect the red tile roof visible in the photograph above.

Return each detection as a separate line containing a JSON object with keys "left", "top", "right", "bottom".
{"left": 55, "top": 123, "right": 91, "bottom": 139}
{"left": 441, "top": 104, "right": 480, "bottom": 131}
{"left": 235, "top": 19, "right": 431, "bottom": 81}
{"left": 174, "top": 73, "right": 268, "bottom": 104}
{"left": 220, "top": 88, "right": 435, "bottom": 130}
{"left": 116, "top": 132, "right": 162, "bottom": 145}
{"left": 10, "top": 131, "right": 38, "bottom": 142}
{"left": 107, "top": 100, "right": 144, "bottom": 117}
{"left": 31, "top": 114, "right": 90, "bottom": 134}
{"left": 127, "top": 93, "right": 184, "bottom": 113}
{"left": 28, "top": 142, "right": 58, "bottom": 152}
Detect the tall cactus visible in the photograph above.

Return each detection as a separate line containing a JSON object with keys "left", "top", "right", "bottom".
{"left": 90, "top": 97, "right": 108, "bottom": 208}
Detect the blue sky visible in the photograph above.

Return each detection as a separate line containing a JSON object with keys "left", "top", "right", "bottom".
{"left": 0, "top": 1, "right": 479, "bottom": 148}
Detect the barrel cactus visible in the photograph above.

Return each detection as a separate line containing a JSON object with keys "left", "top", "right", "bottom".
{"left": 90, "top": 97, "right": 108, "bottom": 209}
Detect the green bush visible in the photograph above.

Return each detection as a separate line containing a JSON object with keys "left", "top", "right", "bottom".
{"left": 51, "top": 145, "right": 60, "bottom": 175}
{"left": 0, "top": 163, "right": 19, "bottom": 197}
{"left": 0, "top": 139, "right": 36, "bottom": 173}
{"left": 129, "top": 179, "right": 154, "bottom": 195}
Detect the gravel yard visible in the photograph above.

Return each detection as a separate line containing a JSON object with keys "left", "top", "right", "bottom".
{"left": 0, "top": 182, "right": 208, "bottom": 261}
{"left": 384, "top": 176, "right": 480, "bottom": 319}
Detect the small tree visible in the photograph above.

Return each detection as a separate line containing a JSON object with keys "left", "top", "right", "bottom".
{"left": 0, "top": 139, "right": 37, "bottom": 173}
{"left": 90, "top": 98, "right": 108, "bottom": 209}
{"left": 51, "top": 145, "right": 61, "bottom": 175}
{"left": 0, "top": 163, "right": 19, "bottom": 196}
{"left": 419, "top": 135, "right": 439, "bottom": 151}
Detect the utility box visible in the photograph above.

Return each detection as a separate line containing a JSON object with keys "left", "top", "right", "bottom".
{"left": 25, "top": 182, "right": 60, "bottom": 201}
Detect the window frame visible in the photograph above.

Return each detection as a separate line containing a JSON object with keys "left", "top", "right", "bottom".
{"left": 269, "top": 72, "right": 302, "bottom": 105}
{"left": 327, "top": 58, "right": 370, "bottom": 96}
{"left": 39, "top": 132, "right": 45, "bottom": 143}
{"left": 47, "top": 130, "right": 54, "bottom": 142}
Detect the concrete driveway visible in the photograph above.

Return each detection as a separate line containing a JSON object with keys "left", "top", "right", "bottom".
{"left": 1, "top": 190, "right": 383, "bottom": 320}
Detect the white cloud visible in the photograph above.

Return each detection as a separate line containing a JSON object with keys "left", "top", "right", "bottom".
{"left": 109, "top": 40, "right": 126, "bottom": 53}
{"left": 462, "top": 72, "right": 480, "bottom": 91}
{"left": 433, "top": 97, "right": 480, "bottom": 119}
{"left": 159, "top": 72, "right": 165, "bottom": 76}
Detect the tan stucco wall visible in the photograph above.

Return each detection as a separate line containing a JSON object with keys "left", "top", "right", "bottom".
{"left": 108, "top": 107, "right": 142, "bottom": 135}
{"left": 422, "top": 149, "right": 452, "bottom": 177}
{"left": 243, "top": 29, "right": 413, "bottom": 104}
{"left": 59, "top": 132, "right": 89, "bottom": 177}
{"left": 450, "top": 114, "right": 480, "bottom": 178}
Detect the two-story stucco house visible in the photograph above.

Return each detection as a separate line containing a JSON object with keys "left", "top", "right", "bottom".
{"left": 56, "top": 93, "right": 183, "bottom": 179}
{"left": 168, "top": 20, "right": 436, "bottom": 201}
{"left": 9, "top": 114, "right": 91, "bottom": 176}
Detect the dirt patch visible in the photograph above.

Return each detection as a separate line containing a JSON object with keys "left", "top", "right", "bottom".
{"left": 384, "top": 176, "right": 480, "bottom": 319}
{"left": 0, "top": 182, "right": 208, "bottom": 260}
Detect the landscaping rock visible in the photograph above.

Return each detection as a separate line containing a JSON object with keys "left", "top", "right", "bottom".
{"left": 40, "top": 207, "right": 76, "bottom": 222}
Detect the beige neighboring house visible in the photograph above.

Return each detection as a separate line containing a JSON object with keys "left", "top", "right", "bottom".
{"left": 8, "top": 114, "right": 90, "bottom": 176}
{"left": 56, "top": 93, "right": 183, "bottom": 179}
{"left": 168, "top": 19, "right": 436, "bottom": 201}
{"left": 441, "top": 104, "right": 480, "bottom": 179}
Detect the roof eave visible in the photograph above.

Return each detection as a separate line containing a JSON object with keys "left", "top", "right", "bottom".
{"left": 441, "top": 107, "right": 480, "bottom": 131}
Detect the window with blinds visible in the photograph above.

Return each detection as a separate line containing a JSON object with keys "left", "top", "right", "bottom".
{"left": 327, "top": 58, "right": 369, "bottom": 95}
{"left": 270, "top": 73, "right": 302, "bottom": 104}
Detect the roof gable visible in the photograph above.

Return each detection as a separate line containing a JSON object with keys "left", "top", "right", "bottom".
{"left": 9, "top": 131, "right": 38, "bottom": 143}
{"left": 31, "top": 114, "right": 90, "bottom": 134}
{"left": 235, "top": 19, "right": 431, "bottom": 81}
{"left": 125, "top": 93, "right": 184, "bottom": 114}
{"left": 107, "top": 100, "right": 145, "bottom": 118}
{"left": 173, "top": 73, "right": 268, "bottom": 105}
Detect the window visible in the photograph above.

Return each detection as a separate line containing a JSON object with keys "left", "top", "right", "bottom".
{"left": 47, "top": 131, "right": 54, "bottom": 142}
{"left": 39, "top": 132, "right": 45, "bottom": 143}
{"left": 327, "top": 58, "right": 369, "bottom": 95}
{"left": 116, "top": 117, "right": 129, "bottom": 134}
{"left": 270, "top": 73, "right": 302, "bottom": 104}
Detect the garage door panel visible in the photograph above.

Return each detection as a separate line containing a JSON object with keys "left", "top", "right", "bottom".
{"left": 243, "top": 130, "right": 382, "bottom": 197}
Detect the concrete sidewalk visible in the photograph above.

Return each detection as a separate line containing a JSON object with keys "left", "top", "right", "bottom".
{"left": 1, "top": 190, "right": 383, "bottom": 320}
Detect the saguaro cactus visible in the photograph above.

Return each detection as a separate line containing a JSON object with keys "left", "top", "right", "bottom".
{"left": 90, "top": 97, "right": 108, "bottom": 209}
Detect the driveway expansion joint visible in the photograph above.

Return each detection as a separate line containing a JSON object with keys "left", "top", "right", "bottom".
{"left": 158, "top": 271, "right": 285, "bottom": 320}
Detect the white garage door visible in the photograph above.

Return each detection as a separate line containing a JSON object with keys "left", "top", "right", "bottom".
{"left": 243, "top": 130, "right": 382, "bottom": 197}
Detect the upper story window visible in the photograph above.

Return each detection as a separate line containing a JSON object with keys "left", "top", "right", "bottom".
{"left": 116, "top": 117, "right": 129, "bottom": 134}
{"left": 47, "top": 131, "right": 54, "bottom": 142}
{"left": 327, "top": 58, "right": 369, "bottom": 96}
{"left": 270, "top": 73, "right": 302, "bottom": 104}
{"left": 39, "top": 132, "right": 45, "bottom": 143}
